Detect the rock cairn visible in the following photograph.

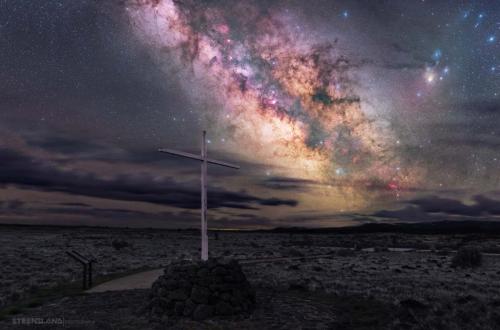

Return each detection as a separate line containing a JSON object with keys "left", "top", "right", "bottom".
{"left": 148, "top": 259, "right": 256, "bottom": 321}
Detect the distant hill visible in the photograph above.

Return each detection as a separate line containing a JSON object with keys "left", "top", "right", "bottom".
{"left": 266, "top": 221, "right": 500, "bottom": 235}
{"left": 2, "top": 220, "right": 500, "bottom": 235}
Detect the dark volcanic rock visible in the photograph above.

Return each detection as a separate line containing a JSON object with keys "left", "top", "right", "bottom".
{"left": 215, "top": 301, "right": 234, "bottom": 315}
{"left": 147, "top": 259, "right": 255, "bottom": 322}
{"left": 191, "top": 285, "right": 210, "bottom": 304}
{"left": 400, "top": 298, "right": 428, "bottom": 310}
{"left": 193, "top": 304, "right": 213, "bottom": 320}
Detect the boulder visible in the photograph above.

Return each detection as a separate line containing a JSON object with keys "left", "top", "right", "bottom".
{"left": 193, "top": 304, "right": 214, "bottom": 321}
{"left": 215, "top": 301, "right": 233, "bottom": 315}
{"left": 191, "top": 285, "right": 210, "bottom": 304}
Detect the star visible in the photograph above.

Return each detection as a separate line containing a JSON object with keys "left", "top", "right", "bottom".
{"left": 424, "top": 69, "right": 436, "bottom": 84}
{"left": 432, "top": 49, "right": 442, "bottom": 62}
{"left": 335, "top": 168, "right": 346, "bottom": 176}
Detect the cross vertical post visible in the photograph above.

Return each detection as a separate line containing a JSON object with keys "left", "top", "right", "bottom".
{"left": 201, "top": 130, "right": 208, "bottom": 261}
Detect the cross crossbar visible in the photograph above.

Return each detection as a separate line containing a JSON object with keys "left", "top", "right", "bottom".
{"left": 66, "top": 250, "right": 88, "bottom": 264}
{"left": 158, "top": 148, "right": 240, "bottom": 169}
{"left": 66, "top": 250, "right": 97, "bottom": 289}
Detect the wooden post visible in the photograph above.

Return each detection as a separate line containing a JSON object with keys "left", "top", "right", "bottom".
{"left": 88, "top": 261, "right": 92, "bottom": 288}
{"left": 82, "top": 263, "right": 87, "bottom": 290}
{"left": 201, "top": 130, "right": 208, "bottom": 261}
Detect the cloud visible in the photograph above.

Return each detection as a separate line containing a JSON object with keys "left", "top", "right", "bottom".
{"left": 0, "top": 200, "right": 282, "bottom": 229}
{"left": 0, "top": 148, "right": 298, "bottom": 211}
{"left": 0, "top": 202, "right": 202, "bottom": 228}
{"left": 258, "top": 197, "right": 297, "bottom": 206}
{"left": 59, "top": 202, "right": 92, "bottom": 207}
{"left": 370, "top": 195, "right": 500, "bottom": 222}
{"left": 472, "top": 195, "right": 500, "bottom": 215}
{"left": 0, "top": 200, "right": 25, "bottom": 210}
{"left": 21, "top": 131, "right": 273, "bottom": 184}
{"left": 373, "top": 205, "right": 429, "bottom": 219}
{"left": 259, "top": 176, "right": 318, "bottom": 191}
{"left": 410, "top": 196, "right": 482, "bottom": 216}
{"left": 26, "top": 135, "right": 109, "bottom": 155}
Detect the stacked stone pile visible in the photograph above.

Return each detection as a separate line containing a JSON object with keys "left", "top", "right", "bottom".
{"left": 148, "top": 259, "right": 256, "bottom": 321}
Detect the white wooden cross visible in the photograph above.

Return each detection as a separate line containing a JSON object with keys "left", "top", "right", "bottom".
{"left": 159, "top": 131, "right": 239, "bottom": 261}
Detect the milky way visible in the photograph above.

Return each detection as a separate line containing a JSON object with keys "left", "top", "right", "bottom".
{"left": 126, "top": 0, "right": 420, "bottom": 204}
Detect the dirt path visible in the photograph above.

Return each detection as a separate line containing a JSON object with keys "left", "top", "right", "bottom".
{"left": 86, "top": 254, "right": 335, "bottom": 293}
{"left": 88, "top": 249, "right": 500, "bottom": 293}
{"left": 87, "top": 269, "right": 163, "bottom": 293}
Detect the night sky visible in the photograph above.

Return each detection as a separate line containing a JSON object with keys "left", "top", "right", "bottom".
{"left": 0, "top": 0, "right": 499, "bottom": 228}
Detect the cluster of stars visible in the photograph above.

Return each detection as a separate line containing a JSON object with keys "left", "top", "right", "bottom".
{"left": 414, "top": 6, "right": 498, "bottom": 99}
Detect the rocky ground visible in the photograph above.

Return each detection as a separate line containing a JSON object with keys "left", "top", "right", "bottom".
{"left": 1, "top": 225, "right": 500, "bottom": 329}
{"left": 2, "top": 288, "right": 398, "bottom": 329}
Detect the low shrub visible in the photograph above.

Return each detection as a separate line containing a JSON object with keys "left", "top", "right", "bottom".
{"left": 287, "top": 248, "right": 305, "bottom": 257}
{"left": 337, "top": 248, "right": 355, "bottom": 257}
{"left": 451, "top": 246, "right": 482, "bottom": 268}
{"left": 111, "top": 239, "right": 130, "bottom": 250}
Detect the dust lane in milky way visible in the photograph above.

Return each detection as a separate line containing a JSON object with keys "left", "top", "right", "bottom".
{"left": 125, "top": 0, "right": 421, "bottom": 210}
